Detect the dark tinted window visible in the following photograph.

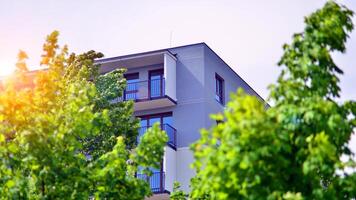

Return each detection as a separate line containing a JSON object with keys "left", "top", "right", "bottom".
{"left": 215, "top": 73, "right": 224, "bottom": 105}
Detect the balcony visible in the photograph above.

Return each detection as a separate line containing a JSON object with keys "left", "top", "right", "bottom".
{"left": 124, "top": 77, "right": 176, "bottom": 111}
{"left": 123, "top": 78, "right": 166, "bottom": 101}
{"left": 138, "top": 124, "right": 177, "bottom": 150}
{"left": 98, "top": 51, "right": 177, "bottom": 112}
{"left": 137, "top": 172, "right": 167, "bottom": 194}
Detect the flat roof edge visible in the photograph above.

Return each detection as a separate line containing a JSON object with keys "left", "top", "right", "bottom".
{"left": 95, "top": 43, "right": 206, "bottom": 64}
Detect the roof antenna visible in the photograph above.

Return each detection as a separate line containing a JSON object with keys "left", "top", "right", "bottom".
{"left": 169, "top": 31, "right": 173, "bottom": 47}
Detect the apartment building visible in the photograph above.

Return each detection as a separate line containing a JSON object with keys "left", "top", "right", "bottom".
{"left": 96, "top": 43, "right": 263, "bottom": 199}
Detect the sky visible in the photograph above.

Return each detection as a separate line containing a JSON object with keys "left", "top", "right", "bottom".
{"left": 0, "top": 0, "right": 355, "bottom": 149}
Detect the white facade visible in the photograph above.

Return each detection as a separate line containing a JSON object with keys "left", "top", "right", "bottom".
{"left": 163, "top": 146, "right": 177, "bottom": 192}
{"left": 176, "top": 147, "right": 195, "bottom": 192}
{"left": 164, "top": 53, "right": 177, "bottom": 102}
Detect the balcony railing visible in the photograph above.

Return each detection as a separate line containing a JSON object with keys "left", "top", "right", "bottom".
{"left": 137, "top": 172, "right": 166, "bottom": 194}
{"left": 138, "top": 124, "right": 177, "bottom": 149}
{"left": 122, "top": 78, "right": 165, "bottom": 102}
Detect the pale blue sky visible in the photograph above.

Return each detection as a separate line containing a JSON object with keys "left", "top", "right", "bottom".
{"left": 0, "top": 0, "right": 355, "bottom": 153}
{"left": 0, "top": 0, "right": 355, "bottom": 101}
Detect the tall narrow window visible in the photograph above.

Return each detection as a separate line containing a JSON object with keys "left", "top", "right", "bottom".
{"left": 124, "top": 73, "right": 139, "bottom": 101}
{"left": 149, "top": 69, "right": 164, "bottom": 99}
{"left": 215, "top": 73, "right": 224, "bottom": 105}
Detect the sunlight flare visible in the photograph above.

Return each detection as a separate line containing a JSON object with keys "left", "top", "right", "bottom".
{"left": 0, "top": 60, "right": 16, "bottom": 77}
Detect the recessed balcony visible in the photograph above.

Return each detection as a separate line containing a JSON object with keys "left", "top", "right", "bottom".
{"left": 97, "top": 51, "right": 177, "bottom": 111}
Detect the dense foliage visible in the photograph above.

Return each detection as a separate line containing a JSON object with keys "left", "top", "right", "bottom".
{"left": 188, "top": 1, "right": 356, "bottom": 200}
{"left": 0, "top": 31, "right": 167, "bottom": 199}
{"left": 170, "top": 182, "right": 189, "bottom": 200}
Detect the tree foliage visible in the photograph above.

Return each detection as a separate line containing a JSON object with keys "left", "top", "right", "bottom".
{"left": 0, "top": 31, "right": 167, "bottom": 199}
{"left": 170, "top": 182, "right": 188, "bottom": 200}
{"left": 189, "top": 1, "right": 356, "bottom": 199}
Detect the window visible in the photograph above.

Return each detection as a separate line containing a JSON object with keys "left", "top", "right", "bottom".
{"left": 124, "top": 73, "right": 139, "bottom": 100}
{"left": 215, "top": 73, "right": 224, "bottom": 105}
{"left": 149, "top": 69, "right": 164, "bottom": 98}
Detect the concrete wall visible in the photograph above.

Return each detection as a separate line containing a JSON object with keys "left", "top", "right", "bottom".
{"left": 202, "top": 45, "right": 263, "bottom": 129}
{"left": 167, "top": 45, "right": 206, "bottom": 148}
{"left": 163, "top": 146, "right": 176, "bottom": 192}
{"left": 164, "top": 53, "right": 177, "bottom": 101}
{"left": 176, "top": 147, "right": 195, "bottom": 192}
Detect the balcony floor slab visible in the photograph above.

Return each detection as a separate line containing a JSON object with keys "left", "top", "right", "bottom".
{"left": 134, "top": 96, "right": 176, "bottom": 111}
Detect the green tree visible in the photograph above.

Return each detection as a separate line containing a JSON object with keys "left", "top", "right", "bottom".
{"left": 170, "top": 182, "right": 188, "bottom": 200}
{"left": 0, "top": 31, "right": 167, "bottom": 199}
{"left": 189, "top": 1, "right": 356, "bottom": 199}
{"left": 62, "top": 49, "right": 140, "bottom": 159}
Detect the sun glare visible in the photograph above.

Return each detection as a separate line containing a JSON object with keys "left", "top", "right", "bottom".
{"left": 0, "top": 60, "right": 16, "bottom": 77}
